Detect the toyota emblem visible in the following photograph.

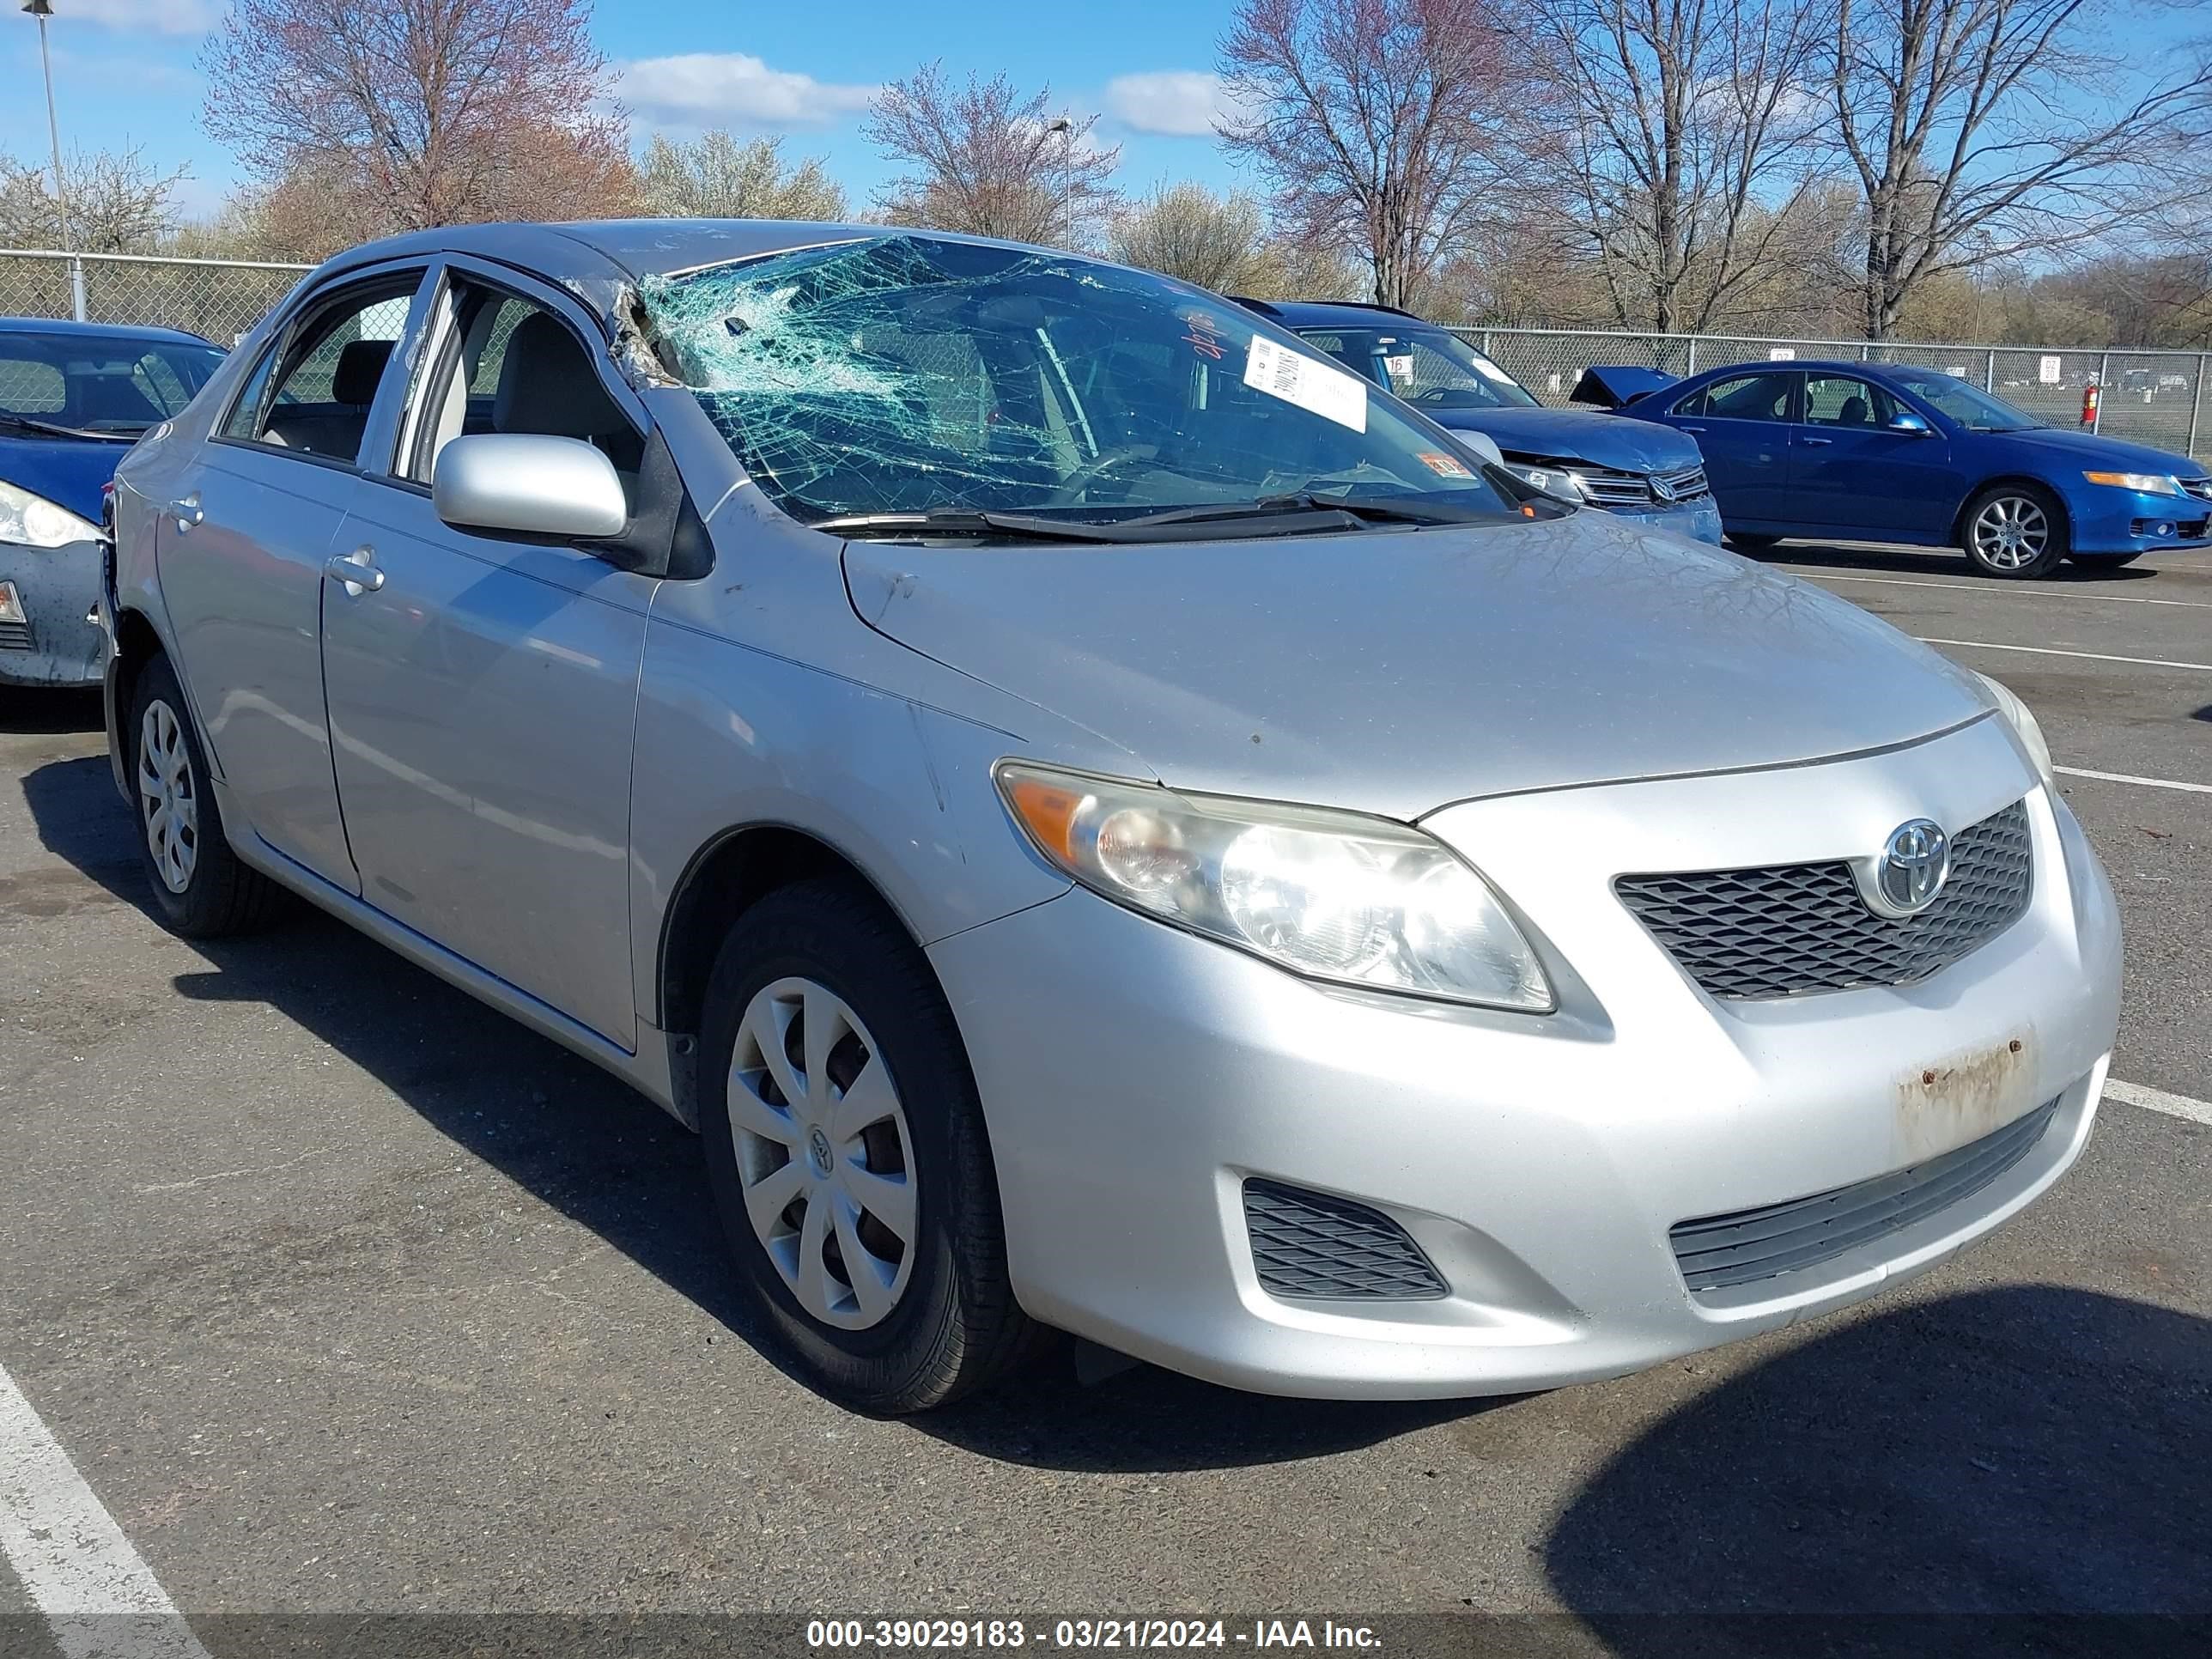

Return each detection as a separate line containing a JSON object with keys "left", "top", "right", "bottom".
{"left": 1862, "top": 819, "right": 1951, "bottom": 918}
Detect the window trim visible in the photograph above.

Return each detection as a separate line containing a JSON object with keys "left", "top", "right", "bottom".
{"left": 210, "top": 261, "right": 434, "bottom": 475}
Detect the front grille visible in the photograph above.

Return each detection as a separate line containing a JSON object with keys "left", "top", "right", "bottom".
{"left": 1669, "top": 1095, "right": 2061, "bottom": 1294}
{"left": 1565, "top": 463, "right": 1711, "bottom": 509}
{"left": 2179, "top": 477, "right": 2212, "bottom": 502}
{"left": 1243, "top": 1179, "right": 1447, "bottom": 1300}
{"left": 1615, "top": 800, "right": 2033, "bottom": 1000}
{"left": 0, "top": 620, "right": 30, "bottom": 652}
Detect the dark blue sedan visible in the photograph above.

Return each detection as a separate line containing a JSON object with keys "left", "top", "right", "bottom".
{"left": 1607, "top": 358, "right": 2211, "bottom": 578}
{"left": 1238, "top": 299, "right": 1724, "bottom": 545}
{"left": 1, "top": 318, "right": 226, "bottom": 687}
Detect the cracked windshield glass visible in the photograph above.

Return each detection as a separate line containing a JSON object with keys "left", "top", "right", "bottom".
{"left": 638, "top": 234, "right": 1522, "bottom": 535}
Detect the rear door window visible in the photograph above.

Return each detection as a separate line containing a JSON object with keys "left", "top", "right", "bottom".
{"left": 1681, "top": 372, "right": 1796, "bottom": 422}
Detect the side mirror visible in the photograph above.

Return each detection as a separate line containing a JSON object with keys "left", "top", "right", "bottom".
{"left": 432, "top": 433, "right": 629, "bottom": 540}
{"left": 1449, "top": 428, "right": 1504, "bottom": 469}
{"left": 1887, "top": 411, "right": 1934, "bottom": 436}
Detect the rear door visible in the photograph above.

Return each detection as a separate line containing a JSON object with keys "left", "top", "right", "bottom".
{"left": 317, "top": 258, "right": 653, "bottom": 1048}
{"left": 1788, "top": 374, "right": 1961, "bottom": 538}
{"left": 156, "top": 264, "right": 432, "bottom": 893}
{"left": 1668, "top": 370, "right": 1796, "bottom": 523}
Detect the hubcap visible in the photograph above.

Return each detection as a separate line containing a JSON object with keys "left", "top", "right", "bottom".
{"left": 727, "top": 977, "right": 917, "bottom": 1330}
{"left": 1972, "top": 495, "right": 2049, "bottom": 571}
{"left": 137, "top": 699, "right": 198, "bottom": 895}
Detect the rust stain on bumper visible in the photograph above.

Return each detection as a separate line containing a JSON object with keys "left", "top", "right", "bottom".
{"left": 1897, "top": 1031, "right": 2039, "bottom": 1161}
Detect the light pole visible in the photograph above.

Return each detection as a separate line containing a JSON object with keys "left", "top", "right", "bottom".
{"left": 21, "top": 0, "right": 84, "bottom": 320}
{"left": 1045, "top": 116, "right": 1073, "bottom": 249}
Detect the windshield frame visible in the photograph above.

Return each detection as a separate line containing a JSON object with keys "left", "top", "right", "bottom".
{"left": 638, "top": 235, "right": 1534, "bottom": 540}
{"left": 0, "top": 329, "right": 226, "bottom": 436}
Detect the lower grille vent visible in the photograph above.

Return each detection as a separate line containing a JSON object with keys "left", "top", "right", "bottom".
{"left": 1243, "top": 1179, "right": 1447, "bottom": 1300}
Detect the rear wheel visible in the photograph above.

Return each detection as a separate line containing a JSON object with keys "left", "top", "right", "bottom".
{"left": 1724, "top": 532, "right": 1781, "bottom": 555}
{"left": 1962, "top": 484, "right": 2068, "bottom": 578}
{"left": 129, "top": 656, "right": 282, "bottom": 937}
{"left": 697, "top": 878, "right": 1036, "bottom": 1412}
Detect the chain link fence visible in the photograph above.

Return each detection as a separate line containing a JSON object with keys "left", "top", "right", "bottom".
{"left": 4, "top": 250, "right": 2208, "bottom": 463}
{"left": 1, "top": 249, "right": 310, "bottom": 347}
{"left": 1458, "top": 326, "right": 2212, "bottom": 463}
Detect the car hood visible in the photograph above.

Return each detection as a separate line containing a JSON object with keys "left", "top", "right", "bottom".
{"left": 845, "top": 514, "right": 1993, "bottom": 819}
{"left": 1426, "top": 405, "right": 1702, "bottom": 473}
{"left": 1982, "top": 424, "right": 2202, "bottom": 477}
{"left": 0, "top": 434, "right": 129, "bottom": 524}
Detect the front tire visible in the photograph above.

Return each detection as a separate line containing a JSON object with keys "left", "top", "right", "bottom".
{"left": 1962, "top": 484, "right": 2068, "bottom": 578}
{"left": 129, "top": 656, "right": 281, "bottom": 937}
{"left": 698, "top": 878, "right": 1036, "bottom": 1412}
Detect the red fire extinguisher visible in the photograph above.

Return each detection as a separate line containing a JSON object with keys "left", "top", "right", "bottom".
{"left": 2081, "top": 383, "right": 2100, "bottom": 428}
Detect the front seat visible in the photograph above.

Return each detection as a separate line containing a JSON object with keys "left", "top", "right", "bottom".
{"left": 1838, "top": 394, "right": 1870, "bottom": 427}
{"left": 492, "top": 312, "right": 641, "bottom": 477}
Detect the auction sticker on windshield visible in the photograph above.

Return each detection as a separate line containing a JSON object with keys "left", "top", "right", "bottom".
{"left": 1245, "top": 335, "right": 1368, "bottom": 432}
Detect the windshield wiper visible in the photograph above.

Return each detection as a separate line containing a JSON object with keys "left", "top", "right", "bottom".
{"left": 809, "top": 508, "right": 1139, "bottom": 544}
{"left": 1115, "top": 491, "right": 1497, "bottom": 532}
{"left": 0, "top": 412, "right": 140, "bottom": 441}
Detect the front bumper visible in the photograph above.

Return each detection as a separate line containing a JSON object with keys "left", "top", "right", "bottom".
{"left": 932, "top": 716, "right": 2120, "bottom": 1398}
{"left": 1602, "top": 494, "right": 1723, "bottom": 545}
{"left": 0, "top": 536, "right": 105, "bottom": 687}
{"left": 2065, "top": 483, "right": 2210, "bottom": 555}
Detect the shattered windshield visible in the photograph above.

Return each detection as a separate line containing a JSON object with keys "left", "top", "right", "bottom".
{"left": 638, "top": 235, "right": 1519, "bottom": 533}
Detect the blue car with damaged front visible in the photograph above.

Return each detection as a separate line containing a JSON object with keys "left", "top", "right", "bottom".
{"left": 1237, "top": 298, "right": 1723, "bottom": 545}
{"left": 1, "top": 318, "right": 225, "bottom": 688}
{"left": 1599, "top": 357, "right": 2212, "bottom": 579}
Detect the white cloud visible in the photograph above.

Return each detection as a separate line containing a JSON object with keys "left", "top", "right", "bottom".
{"left": 60, "top": 0, "right": 220, "bottom": 34}
{"left": 617, "top": 53, "right": 879, "bottom": 131}
{"left": 1103, "top": 70, "right": 1248, "bottom": 137}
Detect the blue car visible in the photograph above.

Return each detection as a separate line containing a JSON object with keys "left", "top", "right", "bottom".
{"left": 1237, "top": 299, "right": 1724, "bottom": 545}
{"left": 1, "top": 318, "right": 226, "bottom": 687}
{"left": 1601, "top": 357, "right": 2212, "bottom": 578}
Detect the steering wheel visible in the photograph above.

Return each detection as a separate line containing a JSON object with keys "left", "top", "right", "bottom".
{"left": 1042, "top": 443, "right": 1159, "bottom": 507}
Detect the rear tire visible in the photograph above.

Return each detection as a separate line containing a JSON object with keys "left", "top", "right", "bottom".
{"left": 1724, "top": 532, "right": 1782, "bottom": 555}
{"left": 128, "top": 655, "right": 282, "bottom": 938}
{"left": 1961, "top": 483, "right": 2068, "bottom": 578}
{"left": 697, "top": 878, "right": 1036, "bottom": 1413}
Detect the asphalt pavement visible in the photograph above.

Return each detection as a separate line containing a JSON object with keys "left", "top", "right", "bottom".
{"left": 0, "top": 544, "right": 2205, "bottom": 1657}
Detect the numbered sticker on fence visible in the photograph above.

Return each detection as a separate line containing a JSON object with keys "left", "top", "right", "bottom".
{"left": 1244, "top": 336, "right": 1368, "bottom": 432}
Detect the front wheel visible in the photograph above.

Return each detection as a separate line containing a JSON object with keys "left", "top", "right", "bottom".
{"left": 1962, "top": 485, "right": 2069, "bottom": 578}
{"left": 697, "top": 878, "right": 1036, "bottom": 1412}
{"left": 129, "top": 656, "right": 282, "bottom": 937}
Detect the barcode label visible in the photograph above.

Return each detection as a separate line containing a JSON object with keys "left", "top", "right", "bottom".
{"left": 1243, "top": 336, "right": 1368, "bottom": 432}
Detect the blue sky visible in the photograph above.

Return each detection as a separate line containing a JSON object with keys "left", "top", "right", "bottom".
{"left": 0, "top": 0, "right": 1261, "bottom": 225}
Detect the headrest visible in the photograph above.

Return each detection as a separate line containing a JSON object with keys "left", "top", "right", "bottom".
{"left": 493, "top": 311, "right": 621, "bottom": 441}
{"left": 333, "top": 338, "right": 394, "bottom": 406}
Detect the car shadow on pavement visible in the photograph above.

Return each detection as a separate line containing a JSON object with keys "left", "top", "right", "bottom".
{"left": 1761, "top": 544, "right": 2161, "bottom": 584}
{"left": 1544, "top": 1285, "right": 2211, "bottom": 1653}
{"left": 21, "top": 750, "right": 1486, "bottom": 1472}
{"left": 0, "top": 685, "right": 103, "bottom": 735}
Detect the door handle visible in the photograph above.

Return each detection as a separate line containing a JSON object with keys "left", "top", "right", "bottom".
{"left": 167, "top": 493, "right": 201, "bottom": 533}
{"left": 1800, "top": 436, "right": 1834, "bottom": 446}
{"left": 325, "top": 547, "right": 384, "bottom": 595}
{"left": 1680, "top": 425, "right": 1707, "bottom": 434}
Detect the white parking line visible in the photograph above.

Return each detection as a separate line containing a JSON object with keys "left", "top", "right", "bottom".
{"left": 1917, "top": 637, "right": 2212, "bottom": 672}
{"left": 2107, "top": 1079, "right": 2212, "bottom": 1127}
{"left": 2054, "top": 765, "right": 2212, "bottom": 795}
{"left": 0, "top": 1363, "right": 210, "bottom": 1659}
{"left": 1799, "top": 571, "right": 2212, "bottom": 610}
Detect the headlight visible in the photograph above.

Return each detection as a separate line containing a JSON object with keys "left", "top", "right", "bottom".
{"left": 2082, "top": 470, "right": 2180, "bottom": 496}
{"left": 997, "top": 763, "right": 1553, "bottom": 1012}
{"left": 0, "top": 481, "right": 100, "bottom": 549}
{"left": 1504, "top": 464, "right": 1592, "bottom": 502}
{"left": 1975, "top": 672, "right": 2056, "bottom": 791}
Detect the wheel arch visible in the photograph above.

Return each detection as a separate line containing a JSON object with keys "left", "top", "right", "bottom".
{"left": 1951, "top": 474, "right": 2070, "bottom": 549}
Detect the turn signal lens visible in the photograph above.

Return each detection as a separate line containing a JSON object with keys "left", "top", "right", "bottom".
{"left": 2082, "top": 471, "right": 2179, "bottom": 496}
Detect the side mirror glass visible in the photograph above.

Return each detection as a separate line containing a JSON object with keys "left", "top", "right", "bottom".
{"left": 432, "top": 433, "right": 629, "bottom": 540}
{"left": 1888, "top": 411, "right": 1933, "bottom": 435}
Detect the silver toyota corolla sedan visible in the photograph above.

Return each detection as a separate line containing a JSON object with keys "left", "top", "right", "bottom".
{"left": 101, "top": 221, "right": 2121, "bottom": 1413}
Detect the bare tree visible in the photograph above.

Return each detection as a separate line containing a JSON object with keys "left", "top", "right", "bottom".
{"left": 1218, "top": 0, "right": 1538, "bottom": 308}
{"left": 1831, "top": 0, "right": 2212, "bottom": 338}
{"left": 1530, "top": 0, "right": 1832, "bottom": 333}
{"left": 639, "top": 133, "right": 848, "bottom": 222}
{"left": 0, "top": 144, "right": 189, "bottom": 253}
{"left": 864, "top": 64, "right": 1119, "bottom": 245}
{"left": 199, "top": 0, "right": 633, "bottom": 236}
{"left": 1109, "top": 184, "right": 1268, "bottom": 289}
